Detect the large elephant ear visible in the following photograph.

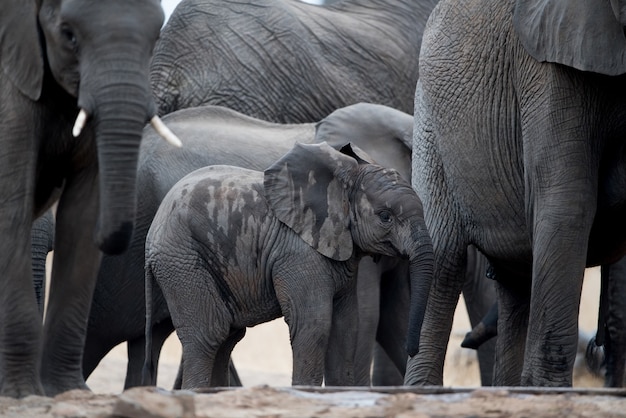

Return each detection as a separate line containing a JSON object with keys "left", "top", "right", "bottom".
{"left": 513, "top": 0, "right": 626, "bottom": 75}
{"left": 1, "top": 0, "right": 44, "bottom": 100}
{"left": 264, "top": 142, "right": 358, "bottom": 261}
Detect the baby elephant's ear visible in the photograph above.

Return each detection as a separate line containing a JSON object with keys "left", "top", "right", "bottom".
{"left": 264, "top": 142, "right": 357, "bottom": 261}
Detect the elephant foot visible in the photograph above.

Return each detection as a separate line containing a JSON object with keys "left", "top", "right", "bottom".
{"left": 585, "top": 336, "right": 606, "bottom": 377}
{"left": 403, "top": 357, "right": 444, "bottom": 386}
{"left": 0, "top": 379, "right": 45, "bottom": 399}
{"left": 42, "top": 375, "right": 90, "bottom": 397}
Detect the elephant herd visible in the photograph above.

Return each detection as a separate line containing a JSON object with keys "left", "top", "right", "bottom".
{"left": 2, "top": 0, "right": 626, "bottom": 398}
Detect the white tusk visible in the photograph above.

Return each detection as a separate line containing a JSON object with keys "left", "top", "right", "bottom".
{"left": 72, "top": 109, "right": 88, "bottom": 137}
{"left": 150, "top": 115, "right": 182, "bottom": 148}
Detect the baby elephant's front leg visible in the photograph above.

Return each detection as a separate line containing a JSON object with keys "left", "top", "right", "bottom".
{"left": 324, "top": 283, "right": 358, "bottom": 386}
{"left": 285, "top": 290, "right": 335, "bottom": 386}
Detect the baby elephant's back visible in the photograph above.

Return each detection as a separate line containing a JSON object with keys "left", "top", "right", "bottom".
{"left": 146, "top": 165, "right": 284, "bottom": 329}
{"left": 147, "top": 165, "right": 268, "bottom": 259}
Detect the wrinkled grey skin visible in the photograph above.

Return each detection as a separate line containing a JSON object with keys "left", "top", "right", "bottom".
{"left": 408, "top": 0, "right": 626, "bottom": 387}
{"left": 144, "top": 142, "right": 434, "bottom": 388}
{"left": 85, "top": 103, "right": 495, "bottom": 388}
{"left": 31, "top": 210, "right": 55, "bottom": 316}
{"left": 151, "top": 0, "right": 438, "bottom": 121}
{"left": 0, "top": 0, "right": 164, "bottom": 397}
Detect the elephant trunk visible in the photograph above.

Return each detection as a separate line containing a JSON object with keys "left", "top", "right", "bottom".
{"left": 406, "top": 223, "right": 434, "bottom": 357}
{"left": 79, "top": 52, "right": 155, "bottom": 255}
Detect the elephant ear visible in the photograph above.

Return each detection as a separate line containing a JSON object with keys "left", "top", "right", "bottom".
{"left": 513, "top": 0, "right": 626, "bottom": 75}
{"left": 264, "top": 142, "right": 358, "bottom": 261}
{"left": 1, "top": 0, "right": 44, "bottom": 100}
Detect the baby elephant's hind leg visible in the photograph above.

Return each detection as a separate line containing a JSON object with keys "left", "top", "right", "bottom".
{"left": 161, "top": 271, "right": 232, "bottom": 390}
{"left": 211, "top": 328, "right": 246, "bottom": 386}
{"left": 176, "top": 320, "right": 231, "bottom": 390}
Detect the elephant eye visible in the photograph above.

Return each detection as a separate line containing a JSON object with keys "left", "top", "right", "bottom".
{"left": 378, "top": 210, "right": 392, "bottom": 223}
{"left": 61, "top": 25, "right": 77, "bottom": 48}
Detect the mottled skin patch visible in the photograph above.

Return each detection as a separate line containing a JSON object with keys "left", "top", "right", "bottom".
{"left": 186, "top": 173, "right": 268, "bottom": 317}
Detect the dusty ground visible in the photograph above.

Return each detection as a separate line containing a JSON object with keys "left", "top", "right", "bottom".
{"left": 2, "top": 267, "right": 624, "bottom": 417}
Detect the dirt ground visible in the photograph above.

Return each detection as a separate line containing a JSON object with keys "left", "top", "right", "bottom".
{"left": 2, "top": 266, "right": 625, "bottom": 417}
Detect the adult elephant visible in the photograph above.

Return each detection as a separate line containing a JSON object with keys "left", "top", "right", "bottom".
{"left": 407, "top": 0, "right": 626, "bottom": 387}
{"left": 0, "top": 0, "right": 178, "bottom": 397}
{"left": 150, "top": 0, "right": 437, "bottom": 121}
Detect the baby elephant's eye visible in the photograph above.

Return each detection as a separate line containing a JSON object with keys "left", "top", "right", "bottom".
{"left": 379, "top": 210, "right": 392, "bottom": 223}
{"left": 61, "top": 25, "right": 77, "bottom": 48}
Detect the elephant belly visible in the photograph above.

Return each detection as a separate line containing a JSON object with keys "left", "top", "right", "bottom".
{"left": 447, "top": 153, "right": 531, "bottom": 264}
{"left": 230, "top": 296, "right": 283, "bottom": 330}
{"left": 221, "top": 272, "right": 283, "bottom": 329}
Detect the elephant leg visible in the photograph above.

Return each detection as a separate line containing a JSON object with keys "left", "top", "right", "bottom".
{"left": 211, "top": 328, "right": 245, "bottom": 387}
{"left": 229, "top": 359, "right": 242, "bottom": 387}
{"left": 82, "top": 334, "right": 116, "bottom": 382}
{"left": 605, "top": 258, "right": 626, "bottom": 387}
{"left": 174, "top": 356, "right": 183, "bottom": 390}
{"left": 471, "top": 310, "right": 497, "bottom": 387}
{"left": 460, "top": 246, "right": 497, "bottom": 386}
{"left": 520, "top": 70, "right": 596, "bottom": 386}
{"left": 492, "top": 271, "right": 530, "bottom": 386}
{"left": 173, "top": 339, "right": 242, "bottom": 390}
{"left": 354, "top": 257, "right": 382, "bottom": 386}
{"left": 177, "top": 323, "right": 225, "bottom": 390}
{"left": 371, "top": 344, "right": 404, "bottom": 386}
{"left": 283, "top": 284, "right": 333, "bottom": 386}
{"left": 406, "top": 88, "right": 468, "bottom": 386}
{"left": 159, "top": 266, "right": 227, "bottom": 389}
{"left": 373, "top": 260, "right": 410, "bottom": 385}
{"left": 325, "top": 283, "right": 358, "bottom": 386}
{"left": 0, "top": 111, "right": 43, "bottom": 397}
{"left": 41, "top": 170, "right": 102, "bottom": 395}
{"left": 404, "top": 236, "right": 469, "bottom": 386}
{"left": 0, "top": 226, "right": 43, "bottom": 397}
{"left": 125, "top": 317, "right": 174, "bottom": 389}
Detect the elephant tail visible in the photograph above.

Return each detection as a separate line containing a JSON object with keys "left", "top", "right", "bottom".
{"left": 142, "top": 260, "right": 155, "bottom": 386}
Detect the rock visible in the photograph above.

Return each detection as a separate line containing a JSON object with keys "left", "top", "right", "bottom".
{"left": 112, "top": 387, "right": 195, "bottom": 418}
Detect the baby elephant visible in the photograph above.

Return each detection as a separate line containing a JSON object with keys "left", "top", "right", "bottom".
{"left": 144, "top": 142, "right": 433, "bottom": 389}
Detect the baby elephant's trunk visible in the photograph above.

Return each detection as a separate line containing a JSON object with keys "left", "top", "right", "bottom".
{"left": 406, "top": 224, "right": 434, "bottom": 357}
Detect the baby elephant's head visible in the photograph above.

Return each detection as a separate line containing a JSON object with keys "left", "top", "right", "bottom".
{"left": 264, "top": 142, "right": 434, "bottom": 353}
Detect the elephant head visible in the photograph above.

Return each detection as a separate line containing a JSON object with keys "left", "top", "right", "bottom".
{"left": 264, "top": 142, "right": 434, "bottom": 352}
{"left": 0, "top": 0, "right": 179, "bottom": 254}
{"left": 513, "top": 0, "right": 626, "bottom": 75}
